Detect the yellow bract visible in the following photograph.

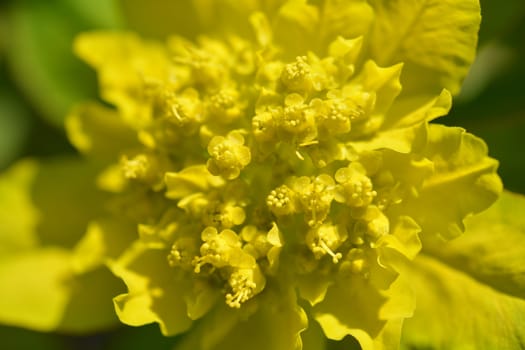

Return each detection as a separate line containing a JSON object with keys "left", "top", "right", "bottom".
{"left": 55, "top": 0, "right": 500, "bottom": 349}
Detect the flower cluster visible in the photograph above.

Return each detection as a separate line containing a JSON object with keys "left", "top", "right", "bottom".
{"left": 66, "top": 1, "right": 501, "bottom": 349}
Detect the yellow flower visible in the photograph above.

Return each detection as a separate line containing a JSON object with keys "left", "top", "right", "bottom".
{"left": 63, "top": 0, "right": 501, "bottom": 349}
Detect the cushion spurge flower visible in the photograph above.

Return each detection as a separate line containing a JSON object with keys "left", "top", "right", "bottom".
{"left": 64, "top": 0, "right": 501, "bottom": 349}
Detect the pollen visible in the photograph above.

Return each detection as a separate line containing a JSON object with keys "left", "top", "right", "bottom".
{"left": 326, "top": 102, "right": 351, "bottom": 133}
{"left": 280, "top": 94, "right": 313, "bottom": 134}
{"left": 266, "top": 185, "right": 296, "bottom": 216}
{"left": 312, "top": 96, "right": 361, "bottom": 136}
{"left": 281, "top": 56, "right": 315, "bottom": 92}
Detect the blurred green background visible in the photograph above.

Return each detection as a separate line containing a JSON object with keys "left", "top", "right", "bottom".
{"left": 0, "top": 0, "right": 524, "bottom": 348}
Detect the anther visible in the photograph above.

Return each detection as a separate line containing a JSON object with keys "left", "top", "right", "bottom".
{"left": 225, "top": 269, "right": 257, "bottom": 308}
{"left": 281, "top": 56, "right": 318, "bottom": 92}
{"left": 306, "top": 223, "right": 346, "bottom": 264}
{"left": 266, "top": 185, "right": 296, "bottom": 216}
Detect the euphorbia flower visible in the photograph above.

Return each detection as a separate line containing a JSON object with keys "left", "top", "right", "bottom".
{"left": 1, "top": 0, "right": 505, "bottom": 349}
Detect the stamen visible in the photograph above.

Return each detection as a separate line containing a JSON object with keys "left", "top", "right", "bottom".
{"left": 224, "top": 267, "right": 265, "bottom": 308}
{"left": 192, "top": 227, "right": 256, "bottom": 273}
{"left": 225, "top": 269, "right": 257, "bottom": 308}
{"left": 121, "top": 154, "right": 150, "bottom": 180}
{"left": 281, "top": 56, "right": 319, "bottom": 92}
{"left": 208, "top": 89, "right": 243, "bottom": 124}
{"left": 168, "top": 237, "right": 198, "bottom": 269}
{"left": 292, "top": 175, "right": 335, "bottom": 227}
{"left": 334, "top": 163, "right": 377, "bottom": 207}
{"left": 266, "top": 185, "right": 296, "bottom": 216}
{"left": 319, "top": 239, "right": 343, "bottom": 264}
{"left": 207, "top": 131, "right": 251, "bottom": 180}
{"left": 299, "top": 140, "right": 319, "bottom": 147}
{"left": 306, "top": 223, "right": 346, "bottom": 264}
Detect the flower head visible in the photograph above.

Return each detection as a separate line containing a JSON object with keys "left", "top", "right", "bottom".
{"left": 67, "top": 1, "right": 501, "bottom": 349}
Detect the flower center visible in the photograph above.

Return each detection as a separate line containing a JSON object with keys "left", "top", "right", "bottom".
{"left": 108, "top": 33, "right": 405, "bottom": 309}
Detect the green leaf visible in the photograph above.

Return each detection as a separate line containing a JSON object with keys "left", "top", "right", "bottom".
{"left": 118, "top": 0, "right": 262, "bottom": 40}
{"left": 0, "top": 82, "right": 31, "bottom": 170}
{"left": 257, "top": 0, "right": 369, "bottom": 64}
{"left": 367, "top": 0, "right": 481, "bottom": 96}
{"left": 175, "top": 286, "right": 307, "bottom": 350}
{"left": 0, "top": 246, "right": 124, "bottom": 333}
{"left": 318, "top": 0, "right": 374, "bottom": 47}
{"left": 401, "top": 190, "right": 525, "bottom": 349}
{"left": 355, "top": 60, "right": 403, "bottom": 116}
{"left": 423, "top": 191, "right": 525, "bottom": 299}
{"left": 352, "top": 122, "right": 427, "bottom": 154}
{"left": 401, "top": 254, "right": 525, "bottom": 350}
{"left": 313, "top": 273, "right": 412, "bottom": 350}
{"left": 0, "top": 156, "right": 104, "bottom": 254}
{"left": 0, "top": 158, "right": 123, "bottom": 333}
{"left": 271, "top": 0, "right": 320, "bottom": 58}
{"left": 30, "top": 157, "right": 107, "bottom": 248}
{"left": 383, "top": 89, "right": 452, "bottom": 130}
{"left": 0, "top": 156, "right": 108, "bottom": 251}
{"left": 72, "top": 219, "right": 138, "bottom": 272}
{"left": 0, "top": 325, "right": 68, "bottom": 350}
{"left": 111, "top": 244, "right": 193, "bottom": 336}
{"left": 5, "top": 0, "right": 122, "bottom": 126}
{"left": 207, "top": 291, "right": 306, "bottom": 350}
{"left": 0, "top": 160, "right": 39, "bottom": 255}
{"left": 118, "top": 0, "right": 372, "bottom": 59}
{"left": 0, "top": 248, "right": 72, "bottom": 331}
{"left": 57, "top": 265, "right": 125, "bottom": 333}
{"left": 66, "top": 102, "right": 138, "bottom": 161}
{"left": 118, "top": 0, "right": 201, "bottom": 39}
{"left": 392, "top": 124, "right": 502, "bottom": 240}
